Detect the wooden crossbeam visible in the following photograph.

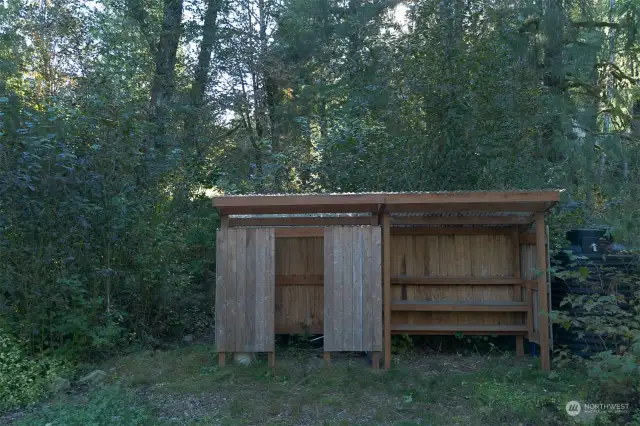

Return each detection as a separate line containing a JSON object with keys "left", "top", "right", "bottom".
{"left": 230, "top": 216, "right": 374, "bottom": 227}
{"left": 262, "top": 227, "right": 542, "bottom": 241}
{"left": 390, "top": 324, "right": 528, "bottom": 333}
{"left": 274, "top": 275, "right": 538, "bottom": 287}
{"left": 390, "top": 227, "right": 512, "bottom": 235}
{"left": 390, "top": 300, "right": 528, "bottom": 312}
{"left": 390, "top": 216, "right": 533, "bottom": 226}
{"left": 391, "top": 276, "right": 524, "bottom": 285}
{"left": 392, "top": 330, "right": 528, "bottom": 336}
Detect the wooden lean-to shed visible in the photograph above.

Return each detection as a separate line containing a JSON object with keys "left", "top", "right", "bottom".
{"left": 212, "top": 190, "right": 561, "bottom": 370}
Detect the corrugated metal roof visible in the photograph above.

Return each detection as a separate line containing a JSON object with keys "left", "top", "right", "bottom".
{"left": 215, "top": 190, "right": 562, "bottom": 216}
{"left": 217, "top": 189, "right": 563, "bottom": 198}
{"left": 391, "top": 211, "right": 532, "bottom": 217}
{"left": 230, "top": 211, "right": 531, "bottom": 218}
{"left": 231, "top": 213, "right": 371, "bottom": 218}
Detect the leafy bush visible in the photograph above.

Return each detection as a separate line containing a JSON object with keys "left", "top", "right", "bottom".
{"left": 0, "top": 330, "right": 69, "bottom": 411}
{"left": 552, "top": 252, "right": 640, "bottom": 421}
{"left": 0, "top": 93, "right": 217, "bottom": 359}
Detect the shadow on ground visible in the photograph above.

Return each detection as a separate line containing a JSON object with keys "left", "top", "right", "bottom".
{"left": 12, "top": 344, "right": 592, "bottom": 425}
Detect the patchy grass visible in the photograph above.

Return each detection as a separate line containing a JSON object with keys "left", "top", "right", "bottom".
{"left": 13, "top": 344, "right": 600, "bottom": 425}
{"left": 13, "top": 385, "right": 155, "bottom": 426}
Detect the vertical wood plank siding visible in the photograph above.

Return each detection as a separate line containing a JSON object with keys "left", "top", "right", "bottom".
{"left": 324, "top": 226, "right": 383, "bottom": 352}
{"left": 215, "top": 228, "right": 275, "bottom": 352}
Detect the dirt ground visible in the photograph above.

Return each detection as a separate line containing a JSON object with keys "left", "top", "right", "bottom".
{"left": 10, "top": 343, "right": 598, "bottom": 425}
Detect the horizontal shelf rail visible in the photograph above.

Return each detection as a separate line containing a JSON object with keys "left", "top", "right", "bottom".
{"left": 275, "top": 275, "right": 538, "bottom": 288}
{"left": 390, "top": 324, "right": 528, "bottom": 333}
{"left": 391, "top": 300, "right": 528, "bottom": 312}
{"left": 392, "top": 276, "right": 526, "bottom": 285}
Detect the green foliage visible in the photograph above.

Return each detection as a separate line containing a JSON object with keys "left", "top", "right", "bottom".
{"left": 15, "top": 385, "right": 154, "bottom": 426}
{"left": 0, "top": 330, "right": 69, "bottom": 411}
{"left": 551, "top": 253, "right": 640, "bottom": 421}
{"left": 0, "top": 91, "right": 216, "bottom": 358}
{"left": 391, "top": 334, "right": 414, "bottom": 355}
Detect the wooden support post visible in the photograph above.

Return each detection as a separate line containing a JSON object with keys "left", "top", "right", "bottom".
{"left": 516, "top": 336, "right": 524, "bottom": 357}
{"left": 220, "top": 215, "right": 229, "bottom": 229}
{"left": 372, "top": 352, "right": 380, "bottom": 370}
{"left": 511, "top": 227, "right": 524, "bottom": 332}
{"left": 527, "top": 280, "right": 534, "bottom": 339}
{"left": 323, "top": 351, "right": 331, "bottom": 367}
{"left": 268, "top": 352, "right": 275, "bottom": 370}
{"left": 512, "top": 227, "right": 522, "bottom": 300}
{"left": 218, "top": 352, "right": 226, "bottom": 367}
{"left": 535, "top": 212, "right": 551, "bottom": 371}
{"left": 383, "top": 213, "right": 391, "bottom": 370}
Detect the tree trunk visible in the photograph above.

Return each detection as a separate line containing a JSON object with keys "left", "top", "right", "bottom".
{"left": 185, "top": 0, "right": 222, "bottom": 152}
{"left": 149, "top": 0, "right": 184, "bottom": 151}
{"left": 259, "top": 0, "right": 279, "bottom": 146}
{"left": 601, "top": 0, "right": 616, "bottom": 184}
{"left": 541, "top": 0, "right": 565, "bottom": 162}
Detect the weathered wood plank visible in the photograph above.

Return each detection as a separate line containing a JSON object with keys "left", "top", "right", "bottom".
{"left": 235, "top": 229, "right": 247, "bottom": 352}
{"left": 254, "top": 229, "right": 265, "bottom": 351}
{"left": 245, "top": 229, "right": 256, "bottom": 352}
{"left": 391, "top": 329, "right": 528, "bottom": 336}
{"left": 516, "top": 335, "right": 525, "bottom": 356}
{"left": 230, "top": 216, "right": 373, "bottom": 227}
{"left": 214, "top": 228, "right": 275, "bottom": 354}
{"left": 390, "top": 301, "right": 528, "bottom": 312}
{"left": 255, "top": 229, "right": 265, "bottom": 351}
{"left": 362, "top": 227, "right": 373, "bottom": 352}
{"left": 391, "top": 324, "right": 528, "bottom": 333}
{"left": 323, "top": 228, "right": 336, "bottom": 351}
{"left": 371, "top": 227, "right": 383, "bottom": 352}
{"left": 323, "top": 226, "right": 382, "bottom": 353}
{"left": 264, "top": 228, "right": 276, "bottom": 351}
{"left": 268, "top": 352, "right": 275, "bottom": 370}
{"left": 333, "top": 227, "right": 343, "bottom": 351}
{"left": 391, "top": 215, "right": 534, "bottom": 226}
{"left": 353, "top": 227, "right": 363, "bottom": 350}
{"left": 215, "top": 229, "right": 226, "bottom": 351}
{"left": 323, "top": 228, "right": 334, "bottom": 351}
{"left": 383, "top": 215, "right": 391, "bottom": 369}
{"left": 342, "top": 227, "right": 354, "bottom": 350}
{"left": 391, "top": 227, "right": 512, "bottom": 236}
{"left": 512, "top": 227, "right": 523, "bottom": 331}
{"left": 225, "top": 229, "right": 237, "bottom": 351}
{"left": 391, "top": 276, "right": 524, "bottom": 285}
